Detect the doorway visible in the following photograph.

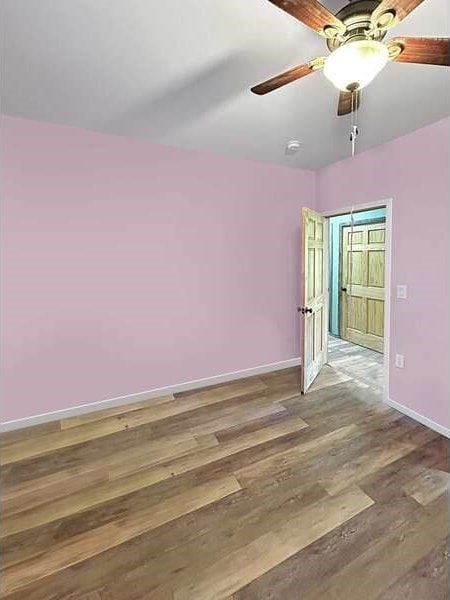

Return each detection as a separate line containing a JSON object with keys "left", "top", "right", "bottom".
{"left": 299, "top": 202, "right": 391, "bottom": 397}
{"left": 327, "top": 206, "right": 388, "bottom": 392}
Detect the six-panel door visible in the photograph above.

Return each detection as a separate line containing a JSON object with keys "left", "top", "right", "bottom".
{"left": 340, "top": 222, "right": 386, "bottom": 353}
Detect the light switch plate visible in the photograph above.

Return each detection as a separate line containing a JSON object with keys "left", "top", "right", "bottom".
{"left": 397, "top": 285, "right": 407, "bottom": 299}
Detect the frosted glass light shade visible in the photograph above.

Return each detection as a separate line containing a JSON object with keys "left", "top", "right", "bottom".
{"left": 323, "top": 40, "right": 389, "bottom": 92}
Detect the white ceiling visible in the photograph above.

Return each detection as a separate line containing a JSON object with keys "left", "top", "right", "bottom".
{"left": 1, "top": 0, "right": 449, "bottom": 169}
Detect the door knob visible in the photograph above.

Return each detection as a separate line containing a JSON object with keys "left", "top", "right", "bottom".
{"left": 299, "top": 307, "right": 313, "bottom": 314}
{"left": 341, "top": 287, "right": 347, "bottom": 292}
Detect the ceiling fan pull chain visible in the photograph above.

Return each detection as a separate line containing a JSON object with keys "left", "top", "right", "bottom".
{"left": 349, "top": 205, "right": 355, "bottom": 298}
{"left": 349, "top": 90, "right": 359, "bottom": 157}
{"left": 350, "top": 122, "right": 358, "bottom": 157}
{"left": 350, "top": 126, "right": 357, "bottom": 157}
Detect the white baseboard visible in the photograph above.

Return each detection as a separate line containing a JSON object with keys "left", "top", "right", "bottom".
{"left": 0, "top": 357, "right": 301, "bottom": 433}
{"left": 385, "top": 397, "right": 449, "bottom": 438}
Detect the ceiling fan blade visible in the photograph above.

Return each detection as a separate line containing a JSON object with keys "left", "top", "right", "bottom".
{"left": 268, "top": 0, "right": 346, "bottom": 38}
{"left": 251, "top": 57, "right": 325, "bottom": 95}
{"left": 370, "top": 0, "right": 424, "bottom": 30}
{"left": 337, "top": 90, "right": 361, "bottom": 116}
{"left": 388, "top": 37, "right": 450, "bottom": 66}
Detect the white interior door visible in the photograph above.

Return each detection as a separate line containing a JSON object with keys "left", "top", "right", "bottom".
{"left": 300, "top": 208, "right": 328, "bottom": 393}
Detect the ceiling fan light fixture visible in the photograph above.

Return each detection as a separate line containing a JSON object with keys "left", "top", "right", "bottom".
{"left": 323, "top": 39, "right": 389, "bottom": 92}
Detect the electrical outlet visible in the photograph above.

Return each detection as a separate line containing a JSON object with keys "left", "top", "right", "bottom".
{"left": 397, "top": 285, "right": 407, "bottom": 299}
{"left": 395, "top": 354, "right": 405, "bottom": 368}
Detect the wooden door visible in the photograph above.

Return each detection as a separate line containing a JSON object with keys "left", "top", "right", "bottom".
{"left": 300, "top": 208, "right": 328, "bottom": 393}
{"left": 341, "top": 221, "right": 385, "bottom": 353}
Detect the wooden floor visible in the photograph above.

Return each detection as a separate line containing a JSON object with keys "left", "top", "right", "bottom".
{"left": 328, "top": 334, "right": 384, "bottom": 390}
{"left": 1, "top": 366, "right": 448, "bottom": 599}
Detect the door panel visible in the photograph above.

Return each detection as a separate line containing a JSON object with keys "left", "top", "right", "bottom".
{"left": 368, "top": 250, "right": 385, "bottom": 287}
{"left": 350, "top": 230, "right": 364, "bottom": 244}
{"left": 368, "top": 228, "right": 385, "bottom": 243}
{"left": 300, "top": 208, "right": 328, "bottom": 393}
{"left": 314, "top": 306, "right": 324, "bottom": 357}
{"left": 350, "top": 251, "right": 364, "bottom": 285}
{"left": 307, "top": 249, "right": 315, "bottom": 300}
{"left": 347, "top": 296, "right": 366, "bottom": 332}
{"left": 367, "top": 299, "right": 384, "bottom": 337}
{"left": 315, "top": 248, "right": 323, "bottom": 295}
{"left": 341, "top": 221, "right": 386, "bottom": 353}
{"left": 316, "top": 221, "right": 324, "bottom": 242}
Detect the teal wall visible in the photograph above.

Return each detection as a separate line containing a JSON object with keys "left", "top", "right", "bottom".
{"left": 329, "top": 208, "right": 386, "bottom": 336}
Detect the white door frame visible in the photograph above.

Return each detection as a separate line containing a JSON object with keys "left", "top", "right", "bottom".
{"left": 320, "top": 198, "right": 392, "bottom": 402}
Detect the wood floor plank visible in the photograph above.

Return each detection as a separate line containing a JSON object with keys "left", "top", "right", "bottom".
{"left": 235, "top": 424, "right": 358, "bottom": 485}
{"left": 302, "top": 495, "right": 448, "bottom": 600}
{"left": 187, "top": 402, "right": 285, "bottom": 437}
{"left": 105, "top": 435, "right": 211, "bottom": 481}
{"left": 308, "top": 364, "right": 352, "bottom": 392}
{"left": 1, "top": 411, "right": 171, "bottom": 466}
{"left": 1, "top": 379, "right": 268, "bottom": 466}
{"left": 235, "top": 494, "right": 421, "bottom": 599}
{"left": 172, "top": 486, "right": 374, "bottom": 600}
{"left": 59, "top": 395, "right": 175, "bottom": 430}
{"left": 1, "top": 421, "right": 61, "bottom": 447}
{"left": 402, "top": 468, "right": 449, "bottom": 506}
{"left": 256, "top": 423, "right": 425, "bottom": 504}
{"left": 75, "top": 592, "right": 103, "bottom": 600}
{"left": 1, "top": 467, "right": 109, "bottom": 518}
{"left": 2, "top": 417, "right": 307, "bottom": 536}
{"left": 1, "top": 430, "right": 200, "bottom": 516}
{"left": 320, "top": 427, "right": 437, "bottom": 495}
{"left": 214, "top": 410, "right": 290, "bottom": 443}
{"left": 87, "top": 483, "right": 328, "bottom": 600}
{"left": 173, "top": 377, "right": 267, "bottom": 401}
{"left": 356, "top": 436, "right": 449, "bottom": 503}
{"left": 103, "top": 584, "right": 174, "bottom": 600}
{"left": 1, "top": 476, "right": 242, "bottom": 595}
{"left": 1, "top": 437, "right": 316, "bottom": 572}
{"left": 327, "top": 335, "right": 384, "bottom": 390}
{"left": 282, "top": 380, "right": 389, "bottom": 430}
{"left": 1, "top": 411, "right": 227, "bottom": 490}
{"left": 233, "top": 413, "right": 417, "bottom": 491}
{"left": 1, "top": 479, "right": 318, "bottom": 597}
{"left": 257, "top": 369, "right": 303, "bottom": 403}
{"left": 378, "top": 540, "right": 449, "bottom": 600}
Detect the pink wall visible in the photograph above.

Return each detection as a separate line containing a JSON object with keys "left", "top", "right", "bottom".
{"left": 1, "top": 116, "right": 315, "bottom": 422}
{"left": 2, "top": 116, "right": 448, "bottom": 429}
{"left": 317, "top": 118, "right": 450, "bottom": 429}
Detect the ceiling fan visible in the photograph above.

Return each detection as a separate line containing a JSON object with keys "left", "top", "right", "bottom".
{"left": 251, "top": 0, "right": 450, "bottom": 115}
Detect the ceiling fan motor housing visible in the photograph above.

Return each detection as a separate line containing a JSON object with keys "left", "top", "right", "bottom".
{"left": 326, "top": 0, "right": 388, "bottom": 51}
